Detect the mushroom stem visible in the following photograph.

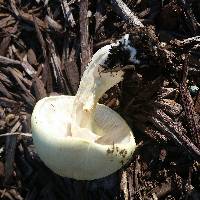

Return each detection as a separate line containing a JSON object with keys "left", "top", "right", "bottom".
{"left": 71, "top": 34, "right": 136, "bottom": 134}
{"left": 72, "top": 45, "right": 124, "bottom": 132}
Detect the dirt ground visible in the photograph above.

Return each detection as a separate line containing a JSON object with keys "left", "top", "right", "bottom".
{"left": 0, "top": 0, "right": 200, "bottom": 199}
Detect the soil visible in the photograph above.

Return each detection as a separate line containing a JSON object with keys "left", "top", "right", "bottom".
{"left": 0, "top": 0, "right": 200, "bottom": 199}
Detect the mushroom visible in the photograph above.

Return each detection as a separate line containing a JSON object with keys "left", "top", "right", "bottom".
{"left": 31, "top": 34, "right": 137, "bottom": 180}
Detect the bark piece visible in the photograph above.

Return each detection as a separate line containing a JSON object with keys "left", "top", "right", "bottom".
{"left": 61, "top": 0, "right": 76, "bottom": 28}
{"left": 62, "top": 39, "right": 80, "bottom": 95}
{"left": 46, "top": 35, "right": 66, "bottom": 93}
{"left": 33, "top": 16, "right": 53, "bottom": 93}
{"left": 0, "top": 36, "right": 11, "bottom": 57}
{"left": 4, "top": 121, "right": 21, "bottom": 184}
{"left": 179, "top": 58, "right": 200, "bottom": 149}
{"left": 45, "top": 15, "right": 63, "bottom": 32}
{"left": 32, "top": 77, "right": 47, "bottom": 101}
{"left": 0, "top": 56, "right": 36, "bottom": 77}
{"left": 79, "top": 0, "right": 91, "bottom": 75}
{"left": 0, "top": 81, "right": 13, "bottom": 99}
{"left": 110, "top": 0, "right": 144, "bottom": 27}
{"left": 27, "top": 48, "right": 38, "bottom": 66}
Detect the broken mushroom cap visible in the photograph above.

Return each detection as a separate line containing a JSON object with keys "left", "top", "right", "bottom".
{"left": 31, "top": 95, "right": 136, "bottom": 180}
{"left": 31, "top": 34, "right": 137, "bottom": 180}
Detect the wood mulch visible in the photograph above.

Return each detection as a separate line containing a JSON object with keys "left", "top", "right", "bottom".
{"left": 0, "top": 0, "right": 199, "bottom": 199}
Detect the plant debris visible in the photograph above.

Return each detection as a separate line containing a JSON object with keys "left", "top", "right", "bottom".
{"left": 0, "top": 0, "right": 199, "bottom": 199}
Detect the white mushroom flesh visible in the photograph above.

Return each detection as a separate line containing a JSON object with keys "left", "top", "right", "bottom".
{"left": 31, "top": 34, "right": 137, "bottom": 180}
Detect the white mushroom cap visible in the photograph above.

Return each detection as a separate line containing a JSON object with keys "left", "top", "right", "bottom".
{"left": 31, "top": 95, "right": 135, "bottom": 180}
{"left": 31, "top": 35, "right": 137, "bottom": 180}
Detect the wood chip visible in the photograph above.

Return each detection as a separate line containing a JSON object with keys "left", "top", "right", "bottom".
{"left": 0, "top": 15, "right": 15, "bottom": 29}
{"left": 61, "top": 0, "right": 76, "bottom": 28}
{"left": 79, "top": 0, "right": 91, "bottom": 75}
{"left": 32, "top": 77, "right": 47, "bottom": 101}
{"left": 4, "top": 120, "right": 21, "bottom": 184}
{"left": 19, "top": 11, "right": 47, "bottom": 30}
{"left": 0, "top": 71, "right": 13, "bottom": 87}
{"left": 110, "top": 0, "right": 144, "bottom": 27}
{"left": 62, "top": 39, "right": 80, "bottom": 95}
{"left": 0, "top": 162, "right": 5, "bottom": 177}
{"left": 45, "top": 15, "right": 63, "bottom": 32}
{"left": 0, "top": 97, "right": 18, "bottom": 108}
{"left": 120, "top": 171, "right": 129, "bottom": 200}
{"left": 33, "top": 16, "right": 53, "bottom": 92}
{"left": 0, "top": 36, "right": 11, "bottom": 57}
{"left": 27, "top": 48, "right": 38, "bottom": 66}
{"left": 47, "top": 35, "right": 66, "bottom": 93}
{"left": 0, "top": 81, "right": 13, "bottom": 99}
{"left": 0, "top": 56, "right": 36, "bottom": 77}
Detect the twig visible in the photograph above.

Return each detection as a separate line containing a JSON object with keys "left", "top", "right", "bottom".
{"left": 0, "top": 132, "right": 32, "bottom": 137}
{"left": 181, "top": 36, "right": 200, "bottom": 44}
{"left": 110, "top": 0, "right": 144, "bottom": 27}
{"left": 174, "top": 36, "right": 200, "bottom": 47}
